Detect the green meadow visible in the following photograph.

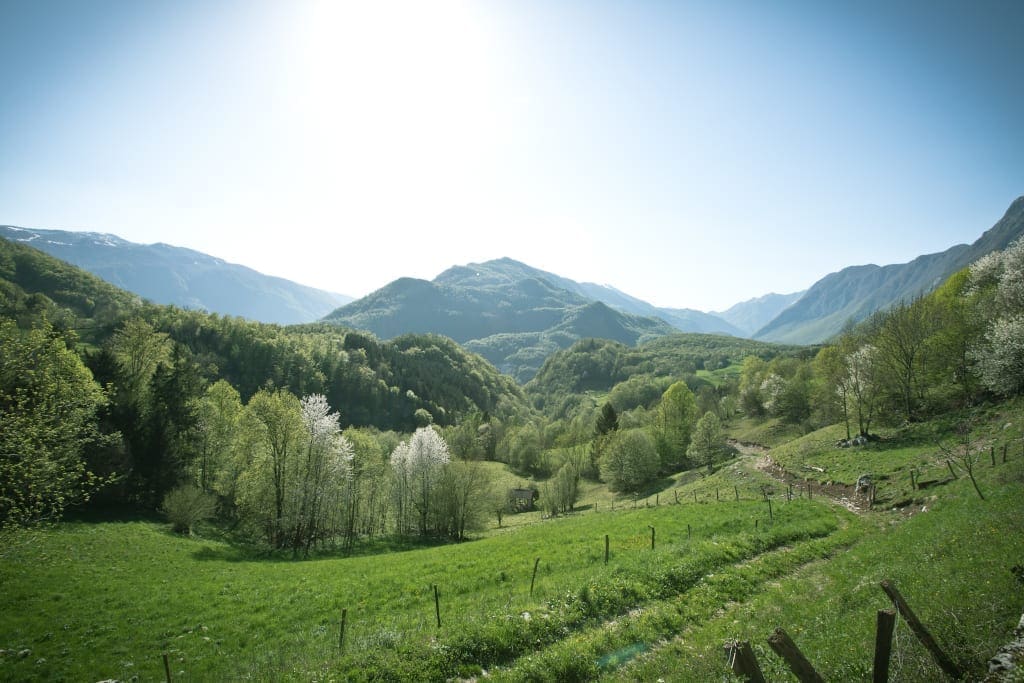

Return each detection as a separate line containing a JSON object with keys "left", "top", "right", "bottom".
{"left": 2, "top": 400, "right": 1023, "bottom": 681}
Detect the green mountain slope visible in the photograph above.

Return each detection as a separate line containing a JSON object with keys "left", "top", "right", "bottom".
{"left": 755, "top": 196, "right": 1024, "bottom": 343}
{"left": 0, "top": 236, "right": 525, "bottom": 431}
{"left": 0, "top": 226, "right": 352, "bottom": 325}
{"left": 325, "top": 258, "right": 678, "bottom": 382}
{"left": 0, "top": 236, "right": 143, "bottom": 343}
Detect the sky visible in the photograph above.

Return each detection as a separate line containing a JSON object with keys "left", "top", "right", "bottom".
{"left": 1, "top": 0, "right": 1022, "bottom": 312}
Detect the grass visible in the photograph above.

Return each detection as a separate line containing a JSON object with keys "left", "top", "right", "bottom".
{"left": 607, "top": 451, "right": 1024, "bottom": 681}
{"left": 765, "top": 396, "right": 1024, "bottom": 508}
{"left": 0, "top": 491, "right": 844, "bottom": 681}
{"left": 2, "top": 398, "right": 1022, "bottom": 681}
{"left": 695, "top": 363, "right": 741, "bottom": 388}
{"left": 729, "top": 416, "right": 808, "bottom": 447}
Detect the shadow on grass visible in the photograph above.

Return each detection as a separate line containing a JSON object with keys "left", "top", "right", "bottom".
{"left": 188, "top": 533, "right": 466, "bottom": 563}
{"left": 64, "top": 504, "right": 163, "bottom": 524}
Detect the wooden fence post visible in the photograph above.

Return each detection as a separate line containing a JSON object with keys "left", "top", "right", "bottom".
{"left": 717, "top": 488, "right": 720, "bottom": 502}
{"left": 873, "top": 608, "right": 896, "bottom": 683}
{"left": 880, "top": 580, "right": 962, "bottom": 680}
{"left": 767, "top": 497, "right": 773, "bottom": 522}
{"left": 530, "top": 557, "right": 541, "bottom": 597}
{"left": 735, "top": 485, "right": 740, "bottom": 501}
{"left": 649, "top": 525, "right": 656, "bottom": 550}
{"left": 163, "top": 653, "right": 172, "bottom": 683}
{"left": 674, "top": 490, "right": 679, "bottom": 504}
{"left": 910, "top": 469, "right": 917, "bottom": 490}
{"left": 433, "top": 584, "right": 441, "bottom": 628}
{"left": 605, "top": 534, "right": 609, "bottom": 564}
{"left": 687, "top": 523, "right": 692, "bottom": 540}
{"left": 767, "top": 628, "right": 824, "bottom": 683}
{"left": 1003, "top": 444, "right": 1008, "bottom": 463}
{"left": 693, "top": 490, "right": 698, "bottom": 503}
{"left": 724, "top": 640, "right": 767, "bottom": 683}
{"left": 339, "top": 608, "right": 348, "bottom": 651}
{"left": 991, "top": 446, "right": 996, "bottom": 466}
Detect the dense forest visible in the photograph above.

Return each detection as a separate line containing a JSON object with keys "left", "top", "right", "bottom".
{"left": 2, "top": 234, "right": 1023, "bottom": 556}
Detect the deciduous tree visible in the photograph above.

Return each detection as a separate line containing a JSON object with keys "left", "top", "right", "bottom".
{"left": 0, "top": 319, "right": 109, "bottom": 527}
{"left": 654, "top": 381, "right": 697, "bottom": 471}
{"left": 391, "top": 427, "right": 450, "bottom": 536}
{"left": 600, "top": 429, "right": 659, "bottom": 493}
{"left": 688, "top": 411, "right": 724, "bottom": 474}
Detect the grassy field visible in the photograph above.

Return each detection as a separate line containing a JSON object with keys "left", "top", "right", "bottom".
{"left": 609, "top": 450, "right": 1024, "bottom": 681}
{"left": 728, "top": 416, "right": 808, "bottom": 448}
{"left": 766, "top": 397, "right": 1024, "bottom": 507}
{"left": 0, "top": 492, "right": 843, "bottom": 680}
{"left": 1, "top": 400, "right": 1022, "bottom": 681}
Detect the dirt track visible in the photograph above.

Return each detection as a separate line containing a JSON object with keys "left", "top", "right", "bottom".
{"left": 728, "top": 439, "right": 870, "bottom": 513}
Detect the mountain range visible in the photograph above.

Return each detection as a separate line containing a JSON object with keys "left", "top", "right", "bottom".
{"left": 4, "top": 195, "right": 1022, "bottom": 379}
{"left": 0, "top": 226, "right": 352, "bottom": 325}
{"left": 323, "top": 258, "right": 680, "bottom": 382}
{"left": 324, "top": 196, "right": 1024, "bottom": 374}
{"left": 753, "top": 195, "right": 1024, "bottom": 343}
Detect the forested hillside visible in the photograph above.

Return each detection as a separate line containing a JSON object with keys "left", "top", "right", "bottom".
{"left": 526, "top": 333, "right": 810, "bottom": 416}
{"left": 0, "top": 237, "right": 526, "bottom": 516}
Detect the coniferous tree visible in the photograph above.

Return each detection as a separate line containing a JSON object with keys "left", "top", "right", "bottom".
{"left": 595, "top": 402, "right": 619, "bottom": 435}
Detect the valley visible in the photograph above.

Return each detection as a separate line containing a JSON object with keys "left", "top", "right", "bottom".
{"left": 1, "top": 200, "right": 1023, "bottom": 681}
{"left": 4, "top": 2, "right": 1023, "bottom": 679}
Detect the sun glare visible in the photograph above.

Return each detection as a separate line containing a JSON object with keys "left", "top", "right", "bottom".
{"left": 284, "top": 1, "right": 499, "bottom": 202}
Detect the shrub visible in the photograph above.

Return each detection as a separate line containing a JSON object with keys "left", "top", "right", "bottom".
{"left": 161, "top": 484, "right": 216, "bottom": 535}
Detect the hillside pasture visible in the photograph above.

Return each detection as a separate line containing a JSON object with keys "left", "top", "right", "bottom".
{"left": 0, "top": 493, "right": 845, "bottom": 681}
{"left": 609, "top": 447, "right": 1024, "bottom": 681}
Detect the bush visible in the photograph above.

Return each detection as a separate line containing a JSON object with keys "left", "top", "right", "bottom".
{"left": 600, "top": 429, "right": 659, "bottom": 493}
{"left": 161, "top": 484, "right": 216, "bottom": 535}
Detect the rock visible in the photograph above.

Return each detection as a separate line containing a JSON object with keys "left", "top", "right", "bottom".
{"left": 17, "top": 649, "right": 31, "bottom": 659}
{"left": 989, "top": 652, "right": 1016, "bottom": 672}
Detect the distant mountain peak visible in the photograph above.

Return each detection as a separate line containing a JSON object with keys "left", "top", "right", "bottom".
{"left": 325, "top": 257, "right": 683, "bottom": 382}
{"left": 0, "top": 225, "right": 353, "bottom": 324}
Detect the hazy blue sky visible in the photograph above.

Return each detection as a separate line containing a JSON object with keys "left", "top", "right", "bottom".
{"left": 1, "top": 0, "right": 1022, "bottom": 311}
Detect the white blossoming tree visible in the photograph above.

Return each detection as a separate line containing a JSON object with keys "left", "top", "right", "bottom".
{"left": 847, "top": 344, "right": 880, "bottom": 437}
{"left": 391, "top": 427, "right": 450, "bottom": 536}
{"left": 236, "top": 390, "right": 353, "bottom": 553}
{"left": 969, "top": 239, "right": 1024, "bottom": 396}
{"left": 291, "top": 394, "right": 354, "bottom": 555}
